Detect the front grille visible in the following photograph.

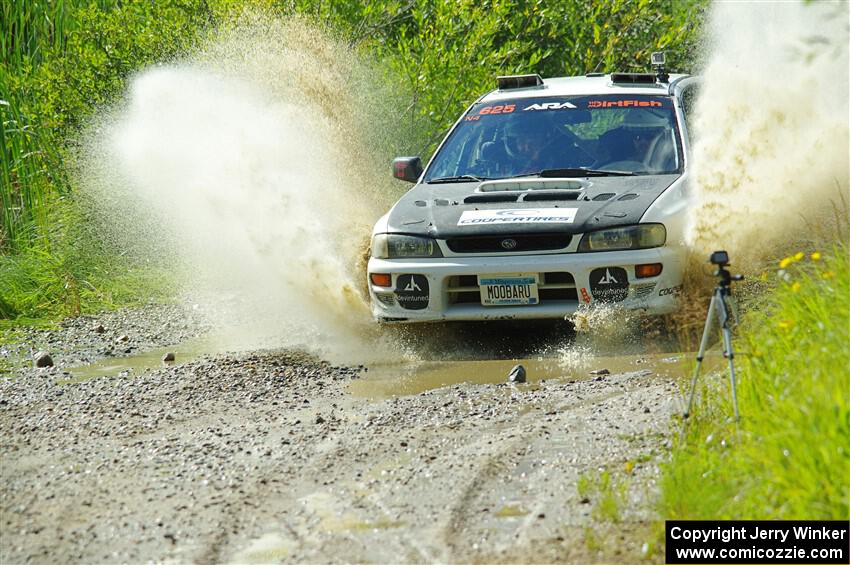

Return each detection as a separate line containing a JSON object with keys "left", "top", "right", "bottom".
{"left": 446, "top": 272, "right": 577, "bottom": 305}
{"left": 446, "top": 234, "right": 572, "bottom": 253}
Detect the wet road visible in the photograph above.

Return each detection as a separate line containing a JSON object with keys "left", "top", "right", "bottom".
{"left": 1, "top": 316, "right": 699, "bottom": 563}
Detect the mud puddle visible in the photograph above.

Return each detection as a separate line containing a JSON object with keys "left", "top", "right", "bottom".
{"left": 349, "top": 351, "right": 691, "bottom": 400}
{"left": 63, "top": 334, "right": 722, "bottom": 403}
{"left": 62, "top": 337, "right": 222, "bottom": 383}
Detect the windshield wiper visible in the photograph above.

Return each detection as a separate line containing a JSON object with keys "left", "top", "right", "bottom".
{"left": 506, "top": 168, "right": 635, "bottom": 179}
{"left": 428, "top": 174, "right": 490, "bottom": 184}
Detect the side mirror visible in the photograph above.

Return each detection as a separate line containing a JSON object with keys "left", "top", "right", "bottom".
{"left": 392, "top": 156, "right": 423, "bottom": 183}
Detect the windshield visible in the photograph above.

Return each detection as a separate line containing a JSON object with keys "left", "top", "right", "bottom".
{"left": 424, "top": 95, "right": 682, "bottom": 182}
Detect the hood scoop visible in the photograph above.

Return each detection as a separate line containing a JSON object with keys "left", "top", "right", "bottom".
{"left": 478, "top": 178, "right": 586, "bottom": 192}
{"left": 464, "top": 178, "right": 587, "bottom": 205}
{"left": 524, "top": 192, "right": 580, "bottom": 202}
{"left": 464, "top": 191, "right": 581, "bottom": 205}
{"left": 465, "top": 193, "right": 519, "bottom": 204}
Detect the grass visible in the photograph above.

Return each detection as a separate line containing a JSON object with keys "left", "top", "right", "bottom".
{"left": 0, "top": 193, "right": 176, "bottom": 323}
{"left": 1, "top": 0, "right": 77, "bottom": 253}
{"left": 1, "top": 0, "right": 208, "bottom": 324}
{"left": 577, "top": 469, "right": 627, "bottom": 524}
{"left": 0, "top": 76, "right": 69, "bottom": 254}
{"left": 659, "top": 245, "right": 849, "bottom": 520}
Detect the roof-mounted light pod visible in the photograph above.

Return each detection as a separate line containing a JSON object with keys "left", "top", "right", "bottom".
{"left": 611, "top": 73, "right": 656, "bottom": 84}
{"left": 652, "top": 51, "right": 669, "bottom": 83}
{"left": 496, "top": 74, "right": 544, "bottom": 90}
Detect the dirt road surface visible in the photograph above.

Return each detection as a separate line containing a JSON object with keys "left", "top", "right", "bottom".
{"left": 1, "top": 308, "right": 679, "bottom": 563}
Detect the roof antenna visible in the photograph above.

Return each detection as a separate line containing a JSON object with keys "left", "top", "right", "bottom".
{"left": 652, "top": 51, "right": 669, "bottom": 83}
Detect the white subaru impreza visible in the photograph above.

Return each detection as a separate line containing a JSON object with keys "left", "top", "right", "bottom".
{"left": 368, "top": 64, "right": 698, "bottom": 323}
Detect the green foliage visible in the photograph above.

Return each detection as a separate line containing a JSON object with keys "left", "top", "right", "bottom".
{"left": 1, "top": 0, "right": 219, "bottom": 320}
{"left": 2, "top": 0, "right": 218, "bottom": 253}
{"left": 376, "top": 0, "right": 705, "bottom": 154}
{"left": 660, "top": 247, "right": 850, "bottom": 520}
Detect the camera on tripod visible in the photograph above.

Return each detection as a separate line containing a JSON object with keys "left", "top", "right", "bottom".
{"left": 684, "top": 250, "right": 745, "bottom": 424}
{"left": 709, "top": 250, "right": 744, "bottom": 291}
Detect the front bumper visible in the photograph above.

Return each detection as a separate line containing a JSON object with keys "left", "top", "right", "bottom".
{"left": 367, "top": 247, "right": 685, "bottom": 323}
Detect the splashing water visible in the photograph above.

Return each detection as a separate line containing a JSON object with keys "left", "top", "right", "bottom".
{"left": 687, "top": 1, "right": 849, "bottom": 266}
{"left": 81, "top": 16, "right": 411, "bottom": 363}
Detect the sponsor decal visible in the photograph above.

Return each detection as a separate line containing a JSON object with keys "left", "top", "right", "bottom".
{"left": 589, "top": 267, "right": 629, "bottom": 302}
{"left": 523, "top": 101, "right": 577, "bottom": 111}
{"left": 580, "top": 287, "right": 591, "bottom": 304}
{"left": 659, "top": 284, "right": 683, "bottom": 297}
{"left": 395, "top": 274, "right": 429, "bottom": 310}
{"left": 587, "top": 99, "right": 663, "bottom": 108}
{"left": 464, "top": 115, "right": 480, "bottom": 121}
{"left": 633, "top": 283, "right": 656, "bottom": 300}
{"left": 458, "top": 208, "right": 578, "bottom": 226}
{"left": 500, "top": 238, "right": 518, "bottom": 250}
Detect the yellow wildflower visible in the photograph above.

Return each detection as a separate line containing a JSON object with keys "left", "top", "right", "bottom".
{"left": 777, "top": 320, "right": 795, "bottom": 330}
{"left": 822, "top": 271, "right": 835, "bottom": 279}
{"left": 811, "top": 252, "right": 821, "bottom": 261}
{"left": 793, "top": 251, "right": 805, "bottom": 261}
{"left": 791, "top": 282, "right": 801, "bottom": 293}
{"left": 779, "top": 257, "right": 792, "bottom": 269}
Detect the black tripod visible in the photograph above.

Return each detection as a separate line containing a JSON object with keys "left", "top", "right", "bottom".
{"left": 684, "top": 251, "right": 744, "bottom": 423}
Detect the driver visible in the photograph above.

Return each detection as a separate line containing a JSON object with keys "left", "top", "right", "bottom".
{"left": 501, "top": 115, "right": 565, "bottom": 175}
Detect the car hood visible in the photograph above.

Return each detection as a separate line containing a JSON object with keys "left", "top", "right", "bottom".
{"left": 384, "top": 175, "right": 680, "bottom": 238}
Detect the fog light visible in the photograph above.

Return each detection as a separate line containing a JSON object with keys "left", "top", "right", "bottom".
{"left": 370, "top": 273, "right": 392, "bottom": 287}
{"left": 635, "top": 263, "right": 663, "bottom": 278}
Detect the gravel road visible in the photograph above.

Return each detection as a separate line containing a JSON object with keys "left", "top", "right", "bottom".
{"left": 1, "top": 307, "right": 679, "bottom": 564}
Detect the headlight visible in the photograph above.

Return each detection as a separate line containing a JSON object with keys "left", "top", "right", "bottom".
{"left": 578, "top": 224, "right": 666, "bottom": 252}
{"left": 371, "top": 234, "right": 443, "bottom": 259}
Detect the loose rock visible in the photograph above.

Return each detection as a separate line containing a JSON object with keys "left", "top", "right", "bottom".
{"left": 508, "top": 364, "right": 526, "bottom": 384}
{"left": 33, "top": 351, "right": 54, "bottom": 368}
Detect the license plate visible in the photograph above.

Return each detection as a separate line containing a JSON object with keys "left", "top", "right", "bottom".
{"left": 478, "top": 274, "right": 539, "bottom": 306}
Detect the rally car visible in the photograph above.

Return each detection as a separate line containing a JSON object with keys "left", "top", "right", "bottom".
{"left": 367, "top": 54, "right": 699, "bottom": 323}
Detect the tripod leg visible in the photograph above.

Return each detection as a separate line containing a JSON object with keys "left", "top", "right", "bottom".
{"left": 721, "top": 322, "right": 741, "bottom": 422}
{"left": 685, "top": 294, "right": 717, "bottom": 419}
